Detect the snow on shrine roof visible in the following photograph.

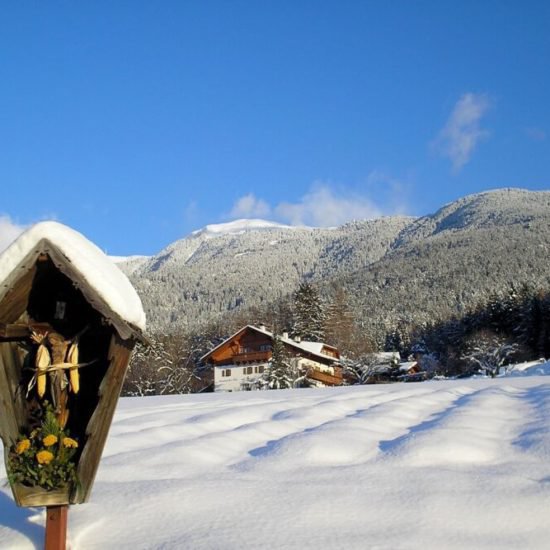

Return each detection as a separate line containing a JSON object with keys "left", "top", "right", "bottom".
{"left": 0, "top": 221, "right": 146, "bottom": 337}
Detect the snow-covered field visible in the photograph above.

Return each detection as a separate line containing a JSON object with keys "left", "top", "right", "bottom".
{"left": 2, "top": 377, "right": 550, "bottom": 549}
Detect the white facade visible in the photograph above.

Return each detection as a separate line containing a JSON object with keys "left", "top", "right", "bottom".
{"left": 214, "top": 362, "right": 269, "bottom": 392}
{"left": 214, "top": 355, "right": 337, "bottom": 392}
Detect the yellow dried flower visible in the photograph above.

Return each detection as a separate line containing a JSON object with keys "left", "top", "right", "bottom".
{"left": 16, "top": 439, "right": 31, "bottom": 454}
{"left": 43, "top": 434, "right": 58, "bottom": 447}
{"left": 36, "top": 450, "right": 54, "bottom": 465}
{"left": 62, "top": 437, "right": 78, "bottom": 449}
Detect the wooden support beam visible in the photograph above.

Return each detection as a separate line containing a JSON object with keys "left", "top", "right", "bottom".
{"left": 0, "top": 323, "right": 30, "bottom": 340}
{"left": 0, "top": 322, "right": 53, "bottom": 341}
{"left": 44, "top": 505, "right": 68, "bottom": 550}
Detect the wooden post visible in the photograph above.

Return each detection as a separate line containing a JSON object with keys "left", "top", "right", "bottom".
{"left": 44, "top": 505, "right": 68, "bottom": 550}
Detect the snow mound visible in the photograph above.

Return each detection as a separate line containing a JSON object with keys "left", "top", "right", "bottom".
{"left": 508, "top": 359, "right": 550, "bottom": 377}
{"left": 2, "top": 378, "right": 550, "bottom": 549}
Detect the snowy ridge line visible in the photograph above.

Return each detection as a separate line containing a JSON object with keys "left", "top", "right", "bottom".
{"left": 109, "top": 255, "right": 150, "bottom": 264}
{"left": 191, "top": 219, "right": 305, "bottom": 238}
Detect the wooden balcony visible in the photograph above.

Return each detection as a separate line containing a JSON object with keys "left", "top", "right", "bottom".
{"left": 306, "top": 368, "right": 342, "bottom": 386}
{"left": 231, "top": 350, "right": 272, "bottom": 364}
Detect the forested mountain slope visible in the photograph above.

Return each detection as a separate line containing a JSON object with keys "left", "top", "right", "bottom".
{"left": 122, "top": 217, "right": 412, "bottom": 329}
{"left": 337, "top": 188, "right": 550, "bottom": 332}
{"left": 119, "top": 188, "right": 550, "bottom": 334}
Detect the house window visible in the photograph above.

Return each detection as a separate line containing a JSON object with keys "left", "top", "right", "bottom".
{"left": 222, "top": 369, "right": 232, "bottom": 377}
{"left": 259, "top": 344, "right": 271, "bottom": 351}
{"left": 243, "top": 366, "right": 253, "bottom": 375}
{"left": 256, "top": 365, "right": 265, "bottom": 374}
{"left": 239, "top": 346, "right": 252, "bottom": 354}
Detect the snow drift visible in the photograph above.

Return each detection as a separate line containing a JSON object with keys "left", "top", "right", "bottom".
{"left": 1, "top": 378, "right": 550, "bottom": 549}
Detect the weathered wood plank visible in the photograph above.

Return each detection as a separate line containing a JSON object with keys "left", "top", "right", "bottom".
{"left": 0, "top": 342, "right": 28, "bottom": 500}
{"left": 11, "top": 484, "right": 71, "bottom": 507}
{"left": 0, "top": 266, "right": 36, "bottom": 325}
{"left": 73, "top": 334, "right": 134, "bottom": 503}
{"left": 0, "top": 323, "right": 27, "bottom": 339}
{"left": 0, "top": 342, "right": 27, "bottom": 447}
{"left": 0, "top": 355, "right": 20, "bottom": 445}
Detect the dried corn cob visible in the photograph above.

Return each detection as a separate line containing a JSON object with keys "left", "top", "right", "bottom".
{"left": 35, "top": 343, "right": 51, "bottom": 398}
{"left": 67, "top": 341, "right": 80, "bottom": 394}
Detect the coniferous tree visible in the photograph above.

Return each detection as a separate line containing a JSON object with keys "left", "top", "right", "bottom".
{"left": 264, "top": 336, "right": 295, "bottom": 389}
{"left": 383, "top": 319, "right": 411, "bottom": 357}
{"left": 292, "top": 281, "right": 326, "bottom": 342}
{"left": 516, "top": 289, "right": 543, "bottom": 356}
{"left": 324, "top": 287, "right": 355, "bottom": 353}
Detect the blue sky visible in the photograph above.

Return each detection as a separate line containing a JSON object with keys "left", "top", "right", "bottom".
{"left": 1, "top": 1, "right": 549, "bottom": 255}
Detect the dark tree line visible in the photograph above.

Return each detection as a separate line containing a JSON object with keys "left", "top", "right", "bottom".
{"left": 381, "top": 283, "right": 550, "bottom": 376}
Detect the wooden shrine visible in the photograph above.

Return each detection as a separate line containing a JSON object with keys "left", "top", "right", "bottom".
{"left": 0, "top": 222, "right": 146, "bottom": 512}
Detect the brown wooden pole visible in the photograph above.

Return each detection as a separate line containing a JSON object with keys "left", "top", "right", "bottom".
{"left": 44, "top": 505, "right": 68, "bottom": 550}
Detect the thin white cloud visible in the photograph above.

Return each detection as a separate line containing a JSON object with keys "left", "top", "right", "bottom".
{"left": 0, "top": 215, "right": 25, "bottom": 252}
{"left": 183, "top": 200, "right": 200, "bottom": 226}
{"left": 525, "top": 127, "right": 546, "bottom": 142}
{"left": 365, "top": 170, "right": 410, "bottom": 215}
{"left": 229, "top": 193, "right": 271, "bottom": 219}
{"left": 275, "top": 184, "right": 383, "bottom": 227}
{"left": 434, "top": 93, "right": 492, "bottom": 172}
{"left": 227, "top": 177, "right": 409, "bottom": 228}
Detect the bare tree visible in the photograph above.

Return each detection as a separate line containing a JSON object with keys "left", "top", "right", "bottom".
{"left": 461, "top": 329, "right": 518, "bottom": 377}
{"left": 123, "top": 331, "right": 212, "bottom": 396}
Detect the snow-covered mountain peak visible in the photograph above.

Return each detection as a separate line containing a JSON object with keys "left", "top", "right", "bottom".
{"left": 110, "top": 255, "right": 150, "bottom": 264}
{"left": 191, "top": 219, "right": 302, "bottom": 238}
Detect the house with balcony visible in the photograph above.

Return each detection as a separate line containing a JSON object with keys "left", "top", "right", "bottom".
{"left": 201, "top": 325, "right": 342, "bottom": 392}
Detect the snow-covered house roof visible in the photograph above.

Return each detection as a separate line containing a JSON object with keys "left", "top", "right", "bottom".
{"left": 399, "top": 361, "right": 418, "bottom": 373}
{"left": 298, "top": 341, "right": 329, "bottom": 355}
{"left": 0, "top": 221, "right": 146, "bottom": 341}
{"left": 372, "top": 352, "right": 400, "bottom": 364}
{"left": 201, "top": 324, "right": 340, "bottom": 364}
